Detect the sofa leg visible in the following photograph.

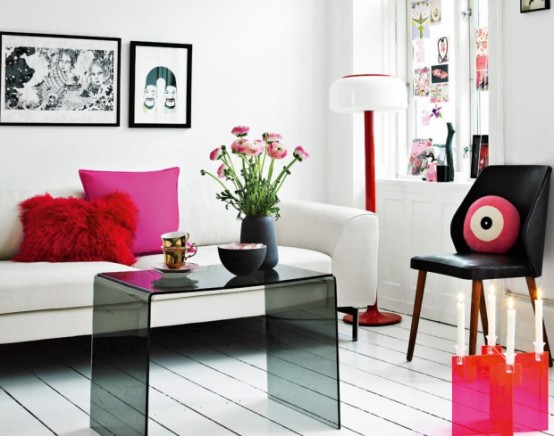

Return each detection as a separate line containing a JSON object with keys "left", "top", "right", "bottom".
{"left": 338, "top": 307, "right": 359, "bottom": 341}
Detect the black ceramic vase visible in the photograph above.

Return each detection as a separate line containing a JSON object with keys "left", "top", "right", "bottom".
{"left": 445, "top": 122, "right": 456, "bottom": 181}
{"left": 240, "top": 215, "right": 278, "bottom": 269}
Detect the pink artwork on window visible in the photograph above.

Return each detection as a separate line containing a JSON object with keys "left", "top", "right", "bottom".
{"left": 430, "top": 83, "right": 449, "bottom": 102}
{"left": 476, "top": 27, "right": 489, "bottom": 56}
{"left": 414, "top": 67, "right": 430, "bottom": 97}
{"left": 407, "top": 138, "right": 432, "bottom": 175}
{"left": 478, "top": 141, "right": 489, "bottom": 173}
{"left": 437, "top": 36, "right": 449, "bottom": 63}
{"left": 476, "top": 55, "right": 489, "bottom": 91}
{"left": 413, "top": 39, "right": 426, "bottom": 64}
{"left": 476, "top": 28, "right": 489, "bottom": 91}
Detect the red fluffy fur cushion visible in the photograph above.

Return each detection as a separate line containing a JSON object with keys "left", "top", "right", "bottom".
{"left": 13, "top": 192, "right": 138, "bottom": 266}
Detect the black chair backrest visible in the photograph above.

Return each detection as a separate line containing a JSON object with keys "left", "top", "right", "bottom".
{"left": 451, "top": 165, "right": 552, "bottom": 276}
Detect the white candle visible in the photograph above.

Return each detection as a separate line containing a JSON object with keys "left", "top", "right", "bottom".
{"left": 456, "top": 293, "right": 465, "bottom": 356}
{"left": 506, "top": 297, "right": 516, "bottom": 365}
{"left": 487, "top": 288, "right": 496, "bottom": 346}
{"left": 535, "top": 289, "right": 543, "bottom": 349}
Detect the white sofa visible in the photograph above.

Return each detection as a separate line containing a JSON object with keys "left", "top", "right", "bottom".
{"left": 0, "top": 179, "right": 378, "bottom": 344}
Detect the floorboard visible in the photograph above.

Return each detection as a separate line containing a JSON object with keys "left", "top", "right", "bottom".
{"left": 0, "top": 314, "right": 552, "bottom": 436}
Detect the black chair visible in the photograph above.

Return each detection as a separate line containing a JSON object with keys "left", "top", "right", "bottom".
{"left": 406, "top": 165, "right": 553, "bottom": 367}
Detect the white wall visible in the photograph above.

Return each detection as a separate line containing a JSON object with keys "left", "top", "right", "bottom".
{"left": 325, "top": 0, "right": 355, "bottom": 207}
{"left": 325, "top": 0, "right": 398, "bottom": 208}
{"left": 0, "top": 0, "right": 327, "bottom": 205}
{"left": 502, "top": 5, "right": 554, "bottom": 299}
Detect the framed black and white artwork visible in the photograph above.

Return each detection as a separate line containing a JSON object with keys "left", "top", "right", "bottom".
{"left": 0, "top": 32, "right": 120, "bottom": 126}
{"left": 129, "top": 41, "right": 192, "bottom": 128}
{"left": 521, "top": 0, "right": 550, "bottom": 12}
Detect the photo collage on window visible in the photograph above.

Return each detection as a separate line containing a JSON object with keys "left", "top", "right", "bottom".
{"left": 408, "top": 0, "right": 453, "bottom": 177}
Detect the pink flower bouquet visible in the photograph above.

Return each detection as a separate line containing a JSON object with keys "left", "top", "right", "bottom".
{"left": 201, "top": 125, "right": 309, "bottom": 218}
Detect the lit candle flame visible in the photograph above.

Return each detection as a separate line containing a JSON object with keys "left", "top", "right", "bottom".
{"left": 537, "top": 289, "right": 542, "bottom": 301}
{"left": 508, "top": 297, "right": 514, "bottom": 309}
{"left": 458, "top": 292, "right": 464, "bottom": 303}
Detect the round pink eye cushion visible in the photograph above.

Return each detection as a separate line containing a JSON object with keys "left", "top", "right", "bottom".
{"left": 463, "top": 195, "right": 520, "bottom": 254}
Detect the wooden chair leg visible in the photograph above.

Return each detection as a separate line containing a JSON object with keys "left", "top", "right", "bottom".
{"left": 469, "top": 280, "right": 483, "bottom": 355}
{"left": 407, "top": 270, "right": 427, "bottom": 361}
{"left": 525, "top": 277, "right": 553, "bottom": 367}
{"left": 479, "top": 285, "right": 489, "bottom": 345}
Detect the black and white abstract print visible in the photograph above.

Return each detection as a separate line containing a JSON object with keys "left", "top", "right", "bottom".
{"left": 4, "top": 46, "right": 115, "bottom": 112}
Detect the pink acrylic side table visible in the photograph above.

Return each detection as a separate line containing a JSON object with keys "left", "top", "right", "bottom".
{"left": 452, "top": 346, "right": 549, "bottom": 435}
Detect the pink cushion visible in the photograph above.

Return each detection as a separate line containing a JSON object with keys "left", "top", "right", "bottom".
{"left": 463, "top": 195, "right": 520, "bottom": 254}
{"left": 79, "top": 167, "right": 180, "bottom": 255}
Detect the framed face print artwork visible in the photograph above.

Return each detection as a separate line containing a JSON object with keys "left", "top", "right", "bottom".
{"left": 521, "top": 0, "right": 550, "bottom": 12}
{"left": 0, "top": 32, "right": 120, "bottom": 126}
{"left": 129, "top": 41, "right": 192, "bottom": 128}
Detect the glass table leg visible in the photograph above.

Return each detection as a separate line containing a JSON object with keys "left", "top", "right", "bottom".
{"left": 90, "top": 276, "right": 151, "bottom": 436}
{"left": 265, "top": 276, "right": 340, "bottom": 428}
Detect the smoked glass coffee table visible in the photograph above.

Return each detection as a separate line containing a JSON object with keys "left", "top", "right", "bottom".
{"left": 90, "top": 264, "right": 340, "bottom": 435}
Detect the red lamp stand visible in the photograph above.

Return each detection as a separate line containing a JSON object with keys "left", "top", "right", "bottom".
{"left": 342, "top": 110, "right": 402, "bottom": 327}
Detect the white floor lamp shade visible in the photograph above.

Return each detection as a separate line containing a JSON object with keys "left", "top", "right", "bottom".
{"left": 330, "top": 74, "right": 407, "bottom": 113}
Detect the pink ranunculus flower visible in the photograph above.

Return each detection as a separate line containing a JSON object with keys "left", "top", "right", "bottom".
{"left": 231, "top": 138, "right": 248, "bottom": 154}
{"left": 267, "top": 142, "right": 287, "bottom": 159}
{"left": 264, "top": 132, "right": 283, "bottom": 143}
{"left": 231, "top": 125, "right": 249, "bottom": 137}
{"left": 201, "top": 124, "right": 310, "bottom": 218}
{"left": 210, "top": 147, "right": 223, "bottom": 161}
{"left": 245, "top": 139, "right": 265, "bottom": 156}
{"left": 217, "top": 163, "right": 228, "bottom": 179}
{"left": 293, "top": 146, "right": 310, "bottom": 162}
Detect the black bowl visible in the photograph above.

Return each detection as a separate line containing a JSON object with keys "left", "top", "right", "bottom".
{"left": 218, "top": 243, "right": 267, "bottom": 276}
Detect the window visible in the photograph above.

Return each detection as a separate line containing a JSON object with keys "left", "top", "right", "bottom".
{"left": 399, "top": 0, "right": 489, "bottom": 180}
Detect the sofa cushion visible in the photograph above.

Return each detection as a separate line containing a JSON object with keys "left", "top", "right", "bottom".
{"left": 79, "top": 167, "right": 180, "bottom": 255}
{"left": 0, "top": 187, "right": 83, "bottom": 261}
{"left": 0, "top": 261, "right": 137, "bottom": 315}
{"left": 0, "top": 247, "right": 329, "bottom": 316}
{"left": 13, "top": 192, "right": 138, "bottom": 265}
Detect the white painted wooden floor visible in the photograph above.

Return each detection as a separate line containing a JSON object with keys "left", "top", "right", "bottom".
{"left": 0, "top": 314, "right": 552, "bottom": 436}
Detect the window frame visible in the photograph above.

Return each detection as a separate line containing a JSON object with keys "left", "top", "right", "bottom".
{"left": 389, "top": 0, "right": 499, "bottom": 181}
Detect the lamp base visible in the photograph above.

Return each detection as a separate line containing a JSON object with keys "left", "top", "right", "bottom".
{"left": 343, "top": 303, "right": 402, "bottom": 326}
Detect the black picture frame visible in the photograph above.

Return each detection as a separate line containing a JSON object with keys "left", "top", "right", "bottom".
{"left": 129, "top": 41, "right": 192, "bottom": 128}
{"left": 471, "top": 134, "right": 489, "bottom": 178}
{"left": 0, "top": 31, "right": 120, "bottom": 126}
{"left": 521, "top": 0, "right": 550, "bottom": 12}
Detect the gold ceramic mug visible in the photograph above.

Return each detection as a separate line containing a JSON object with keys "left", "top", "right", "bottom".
{"left": 162, "top": 242, "right": 198, "bottom": 269}
{"left": 161, "top": 231, "right": 190, "bottom": 248}
{"left": 163, "top": 246, "right": 186, "bottom": 269}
